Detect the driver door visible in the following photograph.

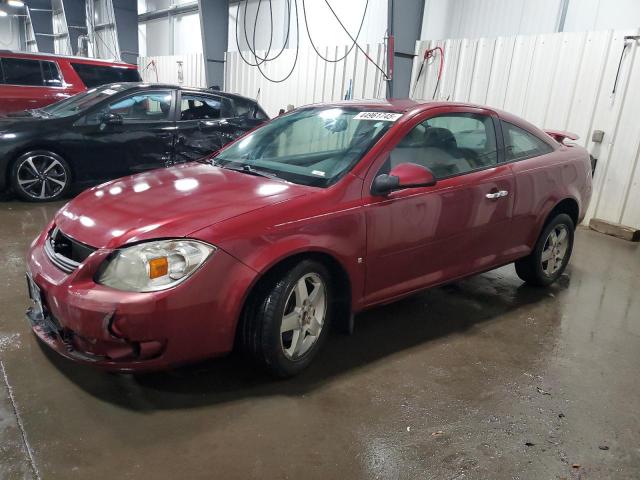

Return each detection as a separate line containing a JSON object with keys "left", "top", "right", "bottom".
{"left": 76, "top": 89, "right": 177, "bottom": 181}
{"left": 362, "top": 107, "right": 514, "bottom": 305}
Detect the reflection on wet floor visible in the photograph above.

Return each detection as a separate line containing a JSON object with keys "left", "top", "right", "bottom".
{"left": 0, "top": 199, "right": 639, "bottom": 479}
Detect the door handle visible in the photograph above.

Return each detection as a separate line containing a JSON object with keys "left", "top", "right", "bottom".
{"left": 486, "top": 190, "right": 509, "bottom": 199}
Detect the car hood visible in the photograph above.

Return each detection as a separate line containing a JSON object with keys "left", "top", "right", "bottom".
{"left": 0, "top": 109, "right": 40, "bottom": 120}
{"left": 0, "top": 111, "right": 53, "bottom": 130}
{"left": 54, "top": 163, "right": 310, "bottom": 249}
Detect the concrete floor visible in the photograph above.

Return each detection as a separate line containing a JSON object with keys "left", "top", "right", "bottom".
{"left": 1, "top": 200, "right": 639, "bottom": 480}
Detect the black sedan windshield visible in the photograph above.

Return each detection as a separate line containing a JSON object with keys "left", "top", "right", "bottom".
{"left": 42, "top": 84, "right": 130, "bottom": 118}
{"left": 214, "top": 107, "right": 398, "bottom": 187}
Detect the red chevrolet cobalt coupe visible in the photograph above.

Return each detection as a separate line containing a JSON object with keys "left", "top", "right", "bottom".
{"left": 26, "top": 100, "right": 592, "bottom": 377}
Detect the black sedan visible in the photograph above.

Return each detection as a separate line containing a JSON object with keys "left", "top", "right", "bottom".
{"left": 0, "top": 83, "right": 269, "bottom": 201}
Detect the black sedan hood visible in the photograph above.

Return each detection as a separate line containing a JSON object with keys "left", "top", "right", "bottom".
{"left": 0, "top": 112, "right": 54, "bottom": 130}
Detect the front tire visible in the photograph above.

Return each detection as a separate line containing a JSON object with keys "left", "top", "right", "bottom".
{"left": 515, "top": 213, "right": 575, "bottom": 287}
{"left": 10, "top": 150, "right": 71, "bottom": 202}
{"left": 239, "top": 260, "right": 333, "bottom": 378}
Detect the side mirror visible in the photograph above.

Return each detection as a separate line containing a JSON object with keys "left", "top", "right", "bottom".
{"left": 100, "top": 112, "right": 123, "bottom": 127}
{"left": 371, "top": 163, "right": 436, "bottom": 196}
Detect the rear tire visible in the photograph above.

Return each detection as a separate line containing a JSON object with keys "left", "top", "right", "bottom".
{"left": 239, "top": 260, "right": 333, "bottom": 378}
{"left": 10, "top": 150, "right": 71, "bottom": 202}
{"left": 515, "top": 213, "right": 575, "bottom": 287}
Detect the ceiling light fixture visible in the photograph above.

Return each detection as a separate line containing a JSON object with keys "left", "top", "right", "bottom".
{"left": 8, "top": 1, "right": 25, "bottom": 7}
{"left": 0, "top": 9, "right": 8, "bottom": 16}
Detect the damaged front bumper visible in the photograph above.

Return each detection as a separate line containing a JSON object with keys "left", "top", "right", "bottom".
{"left": 25, "top": 228, "right": 257, "bottom": 372}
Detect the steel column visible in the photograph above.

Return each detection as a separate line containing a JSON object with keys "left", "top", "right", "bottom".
{"left": 198, "top": 0, "right": 229, "bottom": 89}
{"left": 387, "top": 0, "right": 425, "bottom": 98}
{"left": 112, "top": 0, "right": 138, "bottom": 64}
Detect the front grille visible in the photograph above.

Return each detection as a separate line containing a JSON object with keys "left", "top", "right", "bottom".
{"left": 44, "top": 226, "right": 96, "bottom": 273}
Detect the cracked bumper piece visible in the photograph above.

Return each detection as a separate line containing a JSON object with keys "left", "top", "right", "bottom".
{"left": 26, "top": 232, "right": 257, "bottom": 372}
{"left": 27, "top": 307, "right": 166, "bottom": 365}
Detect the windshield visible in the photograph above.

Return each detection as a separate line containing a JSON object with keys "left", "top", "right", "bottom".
{"left": 41, "top": 84, "right": 130, "bottom": 118}
{"left": 213, "top": 107, "right": 398, "bottom": 187}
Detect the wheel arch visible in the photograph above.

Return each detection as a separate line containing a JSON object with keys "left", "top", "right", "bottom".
{"left": 544, "top": 197, "right": 580, "bottom": 230}
{"left": 236, "top": 249, "right": 354, "bottom": 340}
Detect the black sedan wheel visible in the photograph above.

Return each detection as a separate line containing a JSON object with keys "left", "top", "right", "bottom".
{"left": 11, "top": 151, "right": 71, "bottom": 202}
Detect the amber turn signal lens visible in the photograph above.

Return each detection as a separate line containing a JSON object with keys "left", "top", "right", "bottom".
{"left": 148, "top": 257, "right": 168, "bottom": 279}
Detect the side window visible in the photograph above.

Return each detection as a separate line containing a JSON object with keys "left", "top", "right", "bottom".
{"left": 70, "top": 63, "right": 142, "bottom": 88}
{"left": 234, "top": 97, "right": 268, "bottom": 120}
{"left": 179, "top": 95, "right": 223, "bottom": 120}
{"left": 1, "top": 58, "right": 43, "bottom": 86}
{"left": 41, "top": 61, "right": 63, "bottom": 87}
{"left": 85, "top": 91, "right": 172, "bottom": 123}
{"left": 503, "top": 122, "right": 553, "bottom": 161}
{"left": 382, "top": 113, "right": 497, "bottom": 179}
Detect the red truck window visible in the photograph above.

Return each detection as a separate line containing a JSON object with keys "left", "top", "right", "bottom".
{"left": 0, "top": 57, "right": 62, "bottom": 87}
{"left": 70, "top": 62, "right": 141, "bottom": 88}
{"left": 1, "top": 58, "right": 43, "bottom": 86}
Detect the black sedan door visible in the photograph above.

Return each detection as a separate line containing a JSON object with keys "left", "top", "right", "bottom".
{"left": 173, "top": 92, "right": 252, "bottom": 163}
{"left": 75, "top": 89, "right": 176, "bottom": 182}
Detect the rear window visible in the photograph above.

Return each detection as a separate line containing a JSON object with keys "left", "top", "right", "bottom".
{"left": 70, "top": 62, "right": 141, "bottom": 88}
{"left": 0, "top": 58, "right": 62, "bottom": 87}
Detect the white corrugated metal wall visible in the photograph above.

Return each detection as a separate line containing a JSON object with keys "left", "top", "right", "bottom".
{"left": 421, "top": 0, "right": 640, "bottom": 40}
{"left": 422, "top": 0, "right": 563, "bottom": 40}
{"left": 225, "top": 43, "right": 388, "bottom": 117}
{"left": 138, "top": 54, "right": 207, "bottom": 88}
{"left": 411, "top": 29, "right": 640, "bottom": 229}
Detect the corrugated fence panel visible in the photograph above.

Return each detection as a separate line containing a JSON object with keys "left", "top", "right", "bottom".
{"left": 225, "top": 43, "right": 387, "bottom": 117}
{"left": 468, "top": 37, "right": 496, "bottom": 105}
{"left": 138, "top": 54, "right": 206, "bottom": 87}
{"left": 503, "top": 35, "right": 537, "bottom": 116}
{"left": 564, "top": 30, "right": 611, "bottom": 146}
{"left": 485, "top": 36, "right": 516, "bottom": 108}
{"left": 522, "top": 34, "right": 562, "bottom": 127}
{"left": 413, "top": 28, "right": 640, "bottom": 229}
{"left": 596, "top": 37, "right": 640, "bottom": 225}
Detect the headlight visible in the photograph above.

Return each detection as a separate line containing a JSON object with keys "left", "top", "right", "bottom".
{"left": 96, "top": 239, "right": 215, "bottom": 292}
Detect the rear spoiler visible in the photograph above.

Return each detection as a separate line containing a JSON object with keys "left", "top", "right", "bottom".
{"left": 544, "top": 129, "right": 579, "bottom": 144}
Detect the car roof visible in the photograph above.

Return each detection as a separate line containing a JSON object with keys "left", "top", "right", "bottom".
{"left": 300, "top": 98, "right": 504, "bottom": 114}
{"left": 115, "top": 83, "right": 261, "bottom": 103}
{"left": 0, "top": 50, "right": 137, "bottom": 68}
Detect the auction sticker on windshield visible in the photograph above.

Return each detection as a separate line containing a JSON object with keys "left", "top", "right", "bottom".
{"left": 353, "top": 112, "right": 403, "bottom": 121}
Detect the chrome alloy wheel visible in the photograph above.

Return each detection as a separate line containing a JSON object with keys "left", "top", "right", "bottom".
{"left": 280, "top": 272, "right": 327, "bottom": 359}
{"left": 16, "top": 154, "right": 68, "bottom": 200}
{"left": 541, "top": 224, "right": 569, "bottom": 276}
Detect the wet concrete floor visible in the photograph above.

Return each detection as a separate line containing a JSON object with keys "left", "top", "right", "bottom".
{"left": 0, "top": 200, "right": 639, "bottom": 479}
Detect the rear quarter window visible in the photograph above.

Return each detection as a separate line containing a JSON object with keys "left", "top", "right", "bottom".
{"left": 41, "top": 60, "right": 63, "bottom": 87}
{"left": 70, "top": 63, "right": 142, "bottom": 88}
{"left": 233, "top": 97, "right": 268, "bottom": 120}
{"left": 502, "top": 121, "right": 554, "bottom": 161}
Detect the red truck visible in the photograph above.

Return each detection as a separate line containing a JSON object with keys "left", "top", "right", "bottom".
{"left": 0, "top": 50, "right": 141, "bottom": 115}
